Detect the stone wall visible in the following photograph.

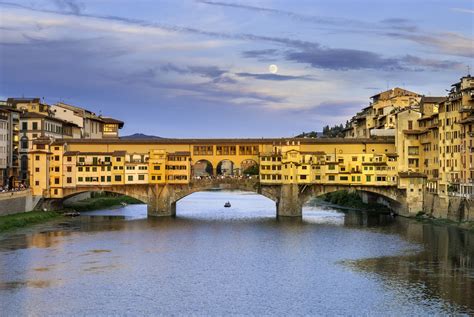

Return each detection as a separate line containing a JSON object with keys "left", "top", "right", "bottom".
{"left": 0, "top": 190, "right": 42, "bottom": 216}
{"left": 423, "top": 192, "right": 474, "bottom": 222}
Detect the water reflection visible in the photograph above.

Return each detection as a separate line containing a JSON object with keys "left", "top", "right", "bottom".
{"left": 0, "top": 191, "right": 472, "bottom": 315}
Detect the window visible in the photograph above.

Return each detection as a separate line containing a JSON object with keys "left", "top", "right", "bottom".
{"left": 67, "top": 156, "right": 72, "bottom": 162}
{"left": 138, "top": 175, "right": 145, "bottom": 181}
{"left": 54, "top": 167, "right": 59, "bottom": 172}
{"left": 408, "top": 146, "right": 419, "bottom": 155}
{"left": 340, "top": 176, "right": 348, "bottom": 181}
{"left": 328, "top": 164, "right": 335, "bottom": 170}
{"left": 32, "top": 122, "right": 38, "bottom": 130}
{"left": 128, "top": 175, "right": 133, "bottom": 181}
{"left": 300, "top": 175, "right": 307, "bottom": 180}
{"left": 35, "top": 167, "right": 40, "bottom": 172}
{"left": 154, "top": 165, "right": 160, "bottom": 170}
{"left": 67, "top": 177, "right": 72, "bottom": 183}
{"left": 408, "top": 120, "right": 413, "bottom": 130}
{"left": 116, "top": 157, "right": 122, "bottom": 162}
{"left": 35, "top": 181, "right": 39, "bottom": 186}
{"left": 114, "top": 175, "right": 122, "bottom": 182}
{"left": 101, "top": 176, "right": 105, "bottom": 182}
{"left": 21, "top": 122, "right": 27, "bottom": 130}
{"left": 107, "top": 176, "right": 111, "bottom": 182}
{"left": 366, "top": 175, "right": 371, "bottom": 182}
{"left": 78, "top": 167, "right": 83, "bottom": 172}
{"left": 35, "top": 155, "right": 40, "bottom": 161}
{"left": 67, "top": 166, "right": 72, "bottom": 172}
{"left": 78, "top": 177, "right": 83, "bottom": 182}
{"left": 328, "top": 175, "right": 335, "bottom": 181}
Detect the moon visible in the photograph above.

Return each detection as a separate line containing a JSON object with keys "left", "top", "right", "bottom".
{"left": 269, "top": 64, "right": 278, "bottom": 74}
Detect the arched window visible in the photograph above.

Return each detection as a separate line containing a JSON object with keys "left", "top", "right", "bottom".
{"left": 21, "top": 136, "right": 28, "bottom": 149}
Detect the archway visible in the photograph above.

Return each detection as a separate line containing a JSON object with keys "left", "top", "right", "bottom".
{"left": 240, "top": 159, "right": 259, "bottom": 176}
{"left": 60, "top": 190, "right": 148, "bottom": 216}
{"left": 174, "top": 189, "right": 276, "bottom": 218}
{"left": 193, "top": 160, "right": 214, "bottom": 177}
{"left": 216, "top": 159, "right": 236, "bottom": 176}
{"left": 303, "top": 188, "right": 403, "bottom": 214}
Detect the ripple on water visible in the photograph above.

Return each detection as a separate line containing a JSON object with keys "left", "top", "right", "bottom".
{"left": 0, "top": 191, "right": 472, "bottom": 316}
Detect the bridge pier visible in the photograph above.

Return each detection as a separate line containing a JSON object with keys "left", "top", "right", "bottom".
{"left": 276, "top": 184, "right": 302, "bottom": 217}
{"left": 147, "top": 185, "right": 177, "bottom": 217}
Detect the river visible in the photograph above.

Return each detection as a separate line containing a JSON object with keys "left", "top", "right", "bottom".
{"left": 0, "top": 191, "right": 473, "bottom": 316}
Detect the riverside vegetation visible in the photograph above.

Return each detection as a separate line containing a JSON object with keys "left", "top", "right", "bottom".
{"left": 0, "top": 193, "right": 143, "bottom": 232}
{"left": 313, "top": 190, "right": 391, "bottom": 213}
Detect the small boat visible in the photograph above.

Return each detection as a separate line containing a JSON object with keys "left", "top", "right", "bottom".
{"left": 224, "top": 201, "right": 231, "bottom": 208}
{"left": 63, "top": 211, "right": 80, "bottom": 217}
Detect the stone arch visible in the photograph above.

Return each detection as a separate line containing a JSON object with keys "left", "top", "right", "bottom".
{"left": 60, "top": 185, "right": 151, "bottom": 205}
{"left": 300, "top": 184, "right": 406, "bottom": 214}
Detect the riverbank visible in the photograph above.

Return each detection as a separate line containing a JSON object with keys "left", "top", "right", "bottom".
{"left": 310, "top": 190, "right": 474, "bottom": 232}
{"left": 0, "top": 195, "right": 143, "bottom": 233}
{"left": 0, "top": 210, "right": 61, "bottom": 232}
{"left": 63, "top": 195, "right": 143, "bottom": 212}
{"left": 313, "top": 190, "right": 391, "bottom": 213}
{"left": 414, "top": 212, "right": 474, "bottom": 232}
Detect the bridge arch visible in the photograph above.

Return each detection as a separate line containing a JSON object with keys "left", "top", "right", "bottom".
{"left": 300, "top": 185, "right": 406, "bottom": 213}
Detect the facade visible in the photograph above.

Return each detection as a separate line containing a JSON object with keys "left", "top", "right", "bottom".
{"left": 0, "top": 102, "right": 20, "bottom": 186}
{"left": 345, "top": 88, "right": 422, "bottom": 138}
{"left": 29, "top": 138, "right": 399, "bottom": 196}
{"left": 51, "top": 102, "right": 123, "bottom": 139}
{"left": 0, "top": 99, "right": 124, "bottom": 183}
{"left": 438, "top": 76, "right": 474, "bottom": 197}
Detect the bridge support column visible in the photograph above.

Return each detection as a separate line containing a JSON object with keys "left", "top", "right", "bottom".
{"left": 147, "top": 185, "right": 177, "bottom": 217}
{"left": 276, "top": 184, "right": 302, "bottom": 217}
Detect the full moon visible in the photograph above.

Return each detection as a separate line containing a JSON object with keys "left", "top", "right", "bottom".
{"left": 269, "top": 64, "right": 278, "bottom": 74}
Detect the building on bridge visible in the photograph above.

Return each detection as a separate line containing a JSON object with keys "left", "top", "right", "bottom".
{"left": 28, "top": 137, "right": 421, "bottom": 217}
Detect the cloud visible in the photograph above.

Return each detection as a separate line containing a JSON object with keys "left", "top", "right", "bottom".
{"left": 241, "top": 49, "right": 279, "bottom": 58}
{"left": 235, "top": 72, "right": 314, "bottom": 81}
{"left": 379, "top": 18, "right": 418, "bottom": 32}
{"left": 285, "top": 48, "right": 401, "bottom": 71}
{"left": 401, "top": 55, "right": 465, "bottom": 71}
{"left": 160, "top": 63, "right": 227, "bottom": 79}
{"left": 451, "top": 7, "right": 474, "bottom": 14}
{"left": 196, "top": 0, "right": 374, "bottom": 30}
{"left": 53, "top": 0, "right": 83, "bottom": 15}
{"left": 385, "top": 32, "right": 474, "bottom": 58}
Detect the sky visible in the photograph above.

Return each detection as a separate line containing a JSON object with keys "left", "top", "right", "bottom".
{"left": 0, "top": 0, "right": 473, "bottom": 138}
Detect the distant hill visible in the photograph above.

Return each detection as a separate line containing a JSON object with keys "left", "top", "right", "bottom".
{"left": 121, "top": 133, "right": 163, "bottom": 139}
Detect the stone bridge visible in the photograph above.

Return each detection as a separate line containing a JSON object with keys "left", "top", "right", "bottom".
{"left": 50, "top": 179, "right": 411, "bottom": 217}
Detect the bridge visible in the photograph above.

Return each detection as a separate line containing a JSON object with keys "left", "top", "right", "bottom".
{"left": 30, "top": 137, "right": 421, "bottom": 217}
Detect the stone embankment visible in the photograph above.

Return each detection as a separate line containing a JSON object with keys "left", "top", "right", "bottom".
{"left": 0, "top": 190, "right": 42, "bottom": 216}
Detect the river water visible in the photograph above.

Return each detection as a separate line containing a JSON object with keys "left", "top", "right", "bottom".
{"left": 0, "top": 191, "right": 473, "bottom": 316}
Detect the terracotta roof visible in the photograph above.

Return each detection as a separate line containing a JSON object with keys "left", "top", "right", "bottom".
{"left": 63, "top": 151, "right": 79, "bottom": 156}
{"left": 112, "top": 151, "right": 127, "bottom": 156}
{"left": 169, "top": 151, "right": 191, "bottom": 156}
{"left": 421, "top": 96, "right": 446, "bottom": 104}
{"left": 100, "top": 116, "right": 124, "bottom": 128}
{"left": 403, "top": 129, "right": 424, "bottom": 135}
{"left": 20, "top": 112, "right": 80, "bottom": 126}
{"left": 53, "top": 137, "right": 395, "bottom": 145}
